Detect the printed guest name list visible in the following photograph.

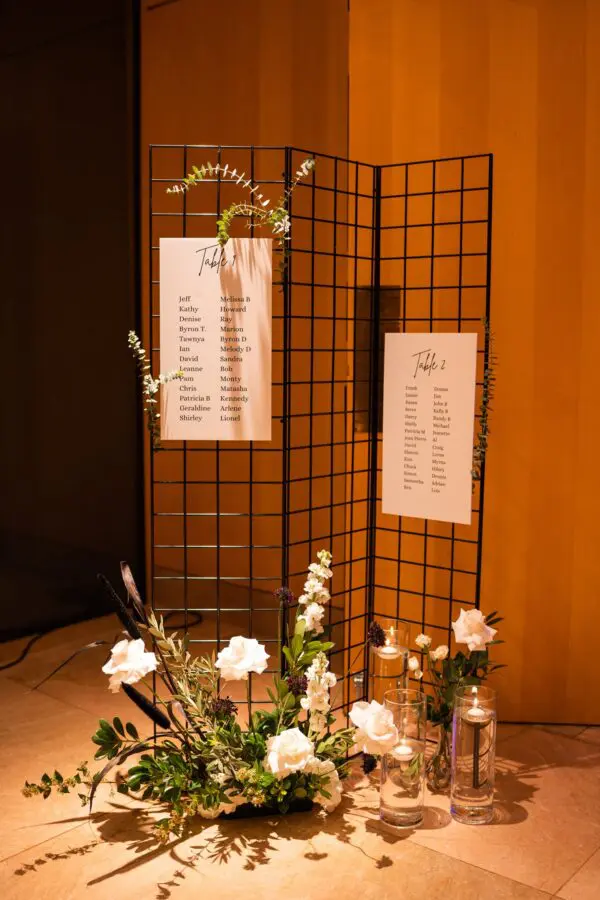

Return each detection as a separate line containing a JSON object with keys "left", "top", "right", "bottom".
{"left": 382, "top": 332, "right": 478, "bottom": 525}
{"left": 159, "top": 237, "right": 272, "bottom": 441}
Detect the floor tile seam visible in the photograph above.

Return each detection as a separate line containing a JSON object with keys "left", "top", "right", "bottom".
{"left": 0, "top": 821, "right": 89, "bottom": 865}
{"left": 551, "top": 842, "right": 600, "bottom": 898}
{"left": 403, "top": 833, "right": 557, "bottom": 896}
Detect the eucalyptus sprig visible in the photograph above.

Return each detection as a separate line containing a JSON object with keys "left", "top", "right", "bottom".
{"left": 166, "top": 157, "right": 315, "bottom": 270}
{"left": 128, "top": 330, "right": 183, "bottom": 448}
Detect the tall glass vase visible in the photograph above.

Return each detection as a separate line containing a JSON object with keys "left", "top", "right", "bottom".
{"left": 426, "top": 724, "right": 452, "bottom": 792}
{"left": 379, "top": 689, "right": 427, "bottom": 828}
{"left": 450, "top": 685, "right": 497, "bottom": 825}
{"left": 370, "top": 623, "right": 409, "bottom": 703}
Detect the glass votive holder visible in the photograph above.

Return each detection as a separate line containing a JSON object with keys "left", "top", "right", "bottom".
{"left": 370, "top": 623, "right": 410, "bottom": 703}
{"left": 450, "top": 685, "right": 497, "bottom": 825}
{"left": 379, "top": 688, "right": 427, "bottom": 829}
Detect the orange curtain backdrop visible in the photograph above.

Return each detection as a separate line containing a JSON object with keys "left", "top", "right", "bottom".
{"left": 350, "top": 0, "right": 600, "bottom": 724}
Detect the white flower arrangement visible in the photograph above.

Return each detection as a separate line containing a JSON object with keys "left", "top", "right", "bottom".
{"left": 23, "top": 553, "right": 356, "bottom": 843}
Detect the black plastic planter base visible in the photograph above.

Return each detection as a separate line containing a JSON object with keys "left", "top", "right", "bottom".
{"left": 222, "top": 799, "right": 314, "bottom": 819}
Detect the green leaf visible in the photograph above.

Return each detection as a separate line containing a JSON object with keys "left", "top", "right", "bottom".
{"left": 125, "top": 722, "right": 139, "bottom": 740}
{"left": 113, "top": 717, "right": 125, "bottom": 737}
{"left": 41, "top": 773, "right": 51, "bottom": 786}
{"left": 53, "top": 770, "right": 63, "bottom": 784}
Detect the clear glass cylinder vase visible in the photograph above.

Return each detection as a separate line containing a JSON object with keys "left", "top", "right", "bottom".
{"left": 380, "top": 689, "right": 427, "bottom": 829}
{"left": 370, "top": 622, "right": 410, "bottom": 703}
{"left": 450, "top": 685, "right": 497, "bottom": 825}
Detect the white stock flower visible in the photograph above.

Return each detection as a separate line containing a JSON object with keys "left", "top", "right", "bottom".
{"left": 308, "top": 562, "right": 333, "bottom": 580}
{"left": 215, "top": 636, "right": 269, "bottom": 681}
{"left": 266, "top": 728, "right": 314, "bottom": 779}
{"left": 431, "top": 644, "right": 449, "bottom": 661}
{"left": 303, "top": 576, "right": 331, "bottom": 602}
{"left": 298, "top": 601, "right": 325, "bottom": 634}
{"left": 349, "top": 700, "right": 399, "bottom": 755}
{"left": 306, "top": 757, "right": 342, "bottom": 812}
{"left": 452, "top": 609, "right": 497, "bottom": 652}
{"left": 407, "top": 655, "right": 420, "bottom": 672}
{"left": 102, "top": 638, "right": 158, "bottom": 693}
{"left": 307, "top": 711, "right": 328, "bottom": 737}
{"left": 317, "top": 549, "right": 332, "bottom": 565}
{"left": 415, "top": 633, "right": 432, "bottom": 650}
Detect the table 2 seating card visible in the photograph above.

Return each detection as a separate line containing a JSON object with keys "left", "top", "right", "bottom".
{"left": 382, "top": 332, "right": 478, "bottom": 525}
{"left": 159, "top": 237, "right": 272, "bottom": 441}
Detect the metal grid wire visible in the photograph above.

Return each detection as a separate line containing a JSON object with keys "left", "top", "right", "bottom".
{"left": 147, "top": 145, "right": 492, "bottom": 720}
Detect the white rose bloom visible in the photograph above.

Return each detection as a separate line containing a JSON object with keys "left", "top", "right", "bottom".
{"left": 452, "top": 608, "right": 497, "bottom": 652}
{"left": 407, "top": 655, "right": 420, "bottom": 672}
{"left": 215, "top": 636, "right": 269, "bottom": 681}
{"left": 415, "top": 633, "right": 432, "bottom": 650}
{"left": 298, "top": 601, "right": 325, "bottom": 634}
{"left": 431, "top": 644, "right": 449, "bottom": 661}
{"left": 266, "top": 728, "right": 314, "bottom": 779}
{"left": 102, "top": 638, "right": 158, "bottom": 693}
{"left": 306, "top": 757, "right": 342, "bottom": 812}
{"left": 349, "top": 700, "right": 399, "bottom": 755}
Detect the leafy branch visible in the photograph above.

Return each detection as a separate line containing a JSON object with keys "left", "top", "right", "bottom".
{"left": 472, "top": 319, "right": 497, "bottom": 485}
{"left": 128, "top": 331, "right": 183, "bottom": 448}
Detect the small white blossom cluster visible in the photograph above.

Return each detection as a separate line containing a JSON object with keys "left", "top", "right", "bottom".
{"left": 296, "top": 550, "right": 332, "bottom": 636}
{"left": 272, "top": 213, "right": 290, "bottom": 235}
{"left": 301, "top": 651, "right": 337, "bottom": 737}
{"left": 128, "top": 331, "right": 183, "bottom": 438}
{"left": 295, "top": 158, "right": 316, "bottom": 180}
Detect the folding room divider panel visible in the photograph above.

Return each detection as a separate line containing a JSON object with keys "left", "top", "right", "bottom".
{"left": 147, "top": 145, "right": 493, "bottom": 722}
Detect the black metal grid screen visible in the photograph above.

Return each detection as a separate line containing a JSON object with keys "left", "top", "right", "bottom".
{"left": 147, "top": 145, "right": 492, "bottom": 719}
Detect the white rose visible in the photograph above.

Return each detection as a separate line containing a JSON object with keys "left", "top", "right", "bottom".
{"left": 298, "top": 601, "right": 325, "bottom": 634}
{"left": 431, "top": 644, "right": 449, "bottom": 661}
{"left": 101, "top": 638, "right": 158, "bottom": 693}
{"left": 407, "top": 655, "right": 420, "bottom": 671}
{"left": 266, "top": 728, "right": 314, "bottom": 779}
{"left": 349, "top": 700, "right": 399, "bottom": 755}
{"left": 306, "top": 757, "right": 342, "bottom": 812}
{"left": 415, "top": 633, "right": 432, "bottom": 649}
{"left": 215, "top": 636, "right": 269, "bottom": 681}
{"left": 452, "top": 609, "right": 497, "bottom": 652}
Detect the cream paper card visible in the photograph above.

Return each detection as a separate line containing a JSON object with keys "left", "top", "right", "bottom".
{"left": 382, "top": 332, "right": 478, "bottom": 524}
{"left": 159, "top": 238, "right": 272, "bottom": 441}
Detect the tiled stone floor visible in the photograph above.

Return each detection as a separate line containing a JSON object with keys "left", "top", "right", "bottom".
{"left": 1, "top": 616, "right": 599, "bottom": 899}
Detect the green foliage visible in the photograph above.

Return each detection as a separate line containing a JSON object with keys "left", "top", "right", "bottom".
{"left": 22, "top": 763, "right": 91, "bottom": 803}
{"left": 473, "top": 319, "right": 496, "bottom": 485}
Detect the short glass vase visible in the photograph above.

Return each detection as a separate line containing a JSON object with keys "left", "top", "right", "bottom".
{"left": 450, "top": 685, "right": 497, "bottom": 825}
{"left": 380, "top": 689, "right": 427, "bottom": 829}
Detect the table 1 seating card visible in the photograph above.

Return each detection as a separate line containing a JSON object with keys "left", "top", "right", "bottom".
{"left": 159, "top": 237, "right": 272, "bottom": 441}
{"left": 382, "top": 332, "right": 478, "bottom": 525}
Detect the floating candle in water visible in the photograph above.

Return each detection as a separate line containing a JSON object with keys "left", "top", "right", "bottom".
{"left": 394, "top": 739, "right": 415, "bottom": 759}
{"left": 464, "top": 697, "right": 492, "bottom": 725}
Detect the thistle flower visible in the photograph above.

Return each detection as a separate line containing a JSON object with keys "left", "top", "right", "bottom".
{"left": 362, "top": 753, "right": 377, "bottom": 775}
{"left": 367, "top": 621, "right": 385, "bottom": 648}
{"left": 274, "top": 587, "right": 295, "bottom": 607}
{"left": 286, "top": 674, "right": 308, "bottom": 696}
{"left": 210, "top": 697, "right": 238, "bottom": 718}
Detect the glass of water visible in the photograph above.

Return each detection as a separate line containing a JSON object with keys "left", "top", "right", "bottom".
{"left": 380, "top": 689, "right": 427, "bottom": 828}
{"left": 451, "top": 685, "right": 497, "bottom": 825}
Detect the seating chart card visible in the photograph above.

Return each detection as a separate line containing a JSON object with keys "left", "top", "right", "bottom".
{"left": 159, "top": 237, "right": 272, "bottom": 441}
{"left": 382, "top": 332, "right": 478, "bottom": 525}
